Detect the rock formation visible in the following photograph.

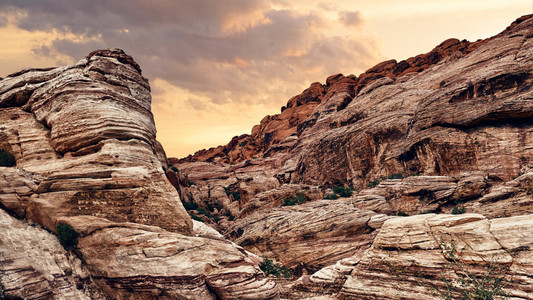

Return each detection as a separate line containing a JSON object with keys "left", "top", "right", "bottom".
{"left": 0, "top": 49, "right": 278, "bottom": 299}
{"left": 174, "top": 15, "right": 533, "bottom": 299}
{"left": 1, "top": 14, "right": 533, "bottom": 300}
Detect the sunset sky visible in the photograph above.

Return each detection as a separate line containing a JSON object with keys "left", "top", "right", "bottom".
{"left": 0, "top": 1, "right": 530, "bottom": 158}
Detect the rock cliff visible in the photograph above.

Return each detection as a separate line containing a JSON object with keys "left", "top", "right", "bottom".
{"left": 1, "top": 14, "right": 532, "bottom": 300}
{"left": 174, "top": 15, "right": 533, "bottom": 299}
{"left": 0, "top": 49, "right": 278, "bottom": 299}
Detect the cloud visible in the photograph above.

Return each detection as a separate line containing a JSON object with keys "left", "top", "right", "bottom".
{"left": 0, "top": 0, "right": 382, "bottom": 156}
{"left": 338, "top": 10, "right": 363, "bottom": 27}
{"left": 0, "top": 1, "right": 379, "bottom": 96}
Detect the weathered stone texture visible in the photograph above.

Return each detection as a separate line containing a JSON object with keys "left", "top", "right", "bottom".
{"left": 0, "top": 49, "right": 278, "bottom": 299}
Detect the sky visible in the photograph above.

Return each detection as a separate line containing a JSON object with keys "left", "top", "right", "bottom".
{"left": 0, "top": 1, "right": 531, "bottom": 158}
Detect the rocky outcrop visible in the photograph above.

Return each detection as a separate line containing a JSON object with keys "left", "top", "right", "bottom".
{"left": 338, "top": 213, "right": 533, "bottom": 299}
{"left": 0, "top": 209, "right": 105, "bottom": 299}
{"left": 0, "top": 50, "right": 278, "bottom": 299}
{"left": 227, "top": 199, "right": 378, "bottom": 274}
{"left": 177, "top": 35, "right": 487, "bottom": 166}
{"left": 173, "top": 15, "right": 533, "bottom": 299}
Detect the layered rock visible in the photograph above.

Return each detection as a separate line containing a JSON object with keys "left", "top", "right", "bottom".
{"left": 338, "top": 213, "right": 533, "bottom": 299}
{"left": 0, "top": 209, "right": 105, "bottom": 299}
{"left": 173, "top": 14, "right": 533, "bottom": 299}
{"left": 227, "top": 199, "right": 378, "bottom": 274}
{"left": 0, "top": 50, "right": 278, "bottom": 299}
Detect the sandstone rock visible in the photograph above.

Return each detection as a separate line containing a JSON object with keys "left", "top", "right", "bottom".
{"left": 78, "top": 225, "right": 278, "bottom": 299}
{"left": 172, "top": 15, "right": 533, "bottom": 299}
{"left": 0, "top": 209, "right": 105, "bottom": 299}
{"left": 337, "top": 213, "right": 533, "bottom": 299}
{"left": 0, "top": 49, "right": 191, "bottom": 234}
{"left": 0, "top": 50, "right": 278, "bottom": 299}
{"left": 226, "top": 199, "right": 378, "bottom": 274}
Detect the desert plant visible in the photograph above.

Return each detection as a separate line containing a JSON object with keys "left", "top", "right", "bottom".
{"left": 368, "top": 177, "right": 383, "bottom": 188}
{"left": 224, "top": 186, "right": 241, "bottom": 201}
{"left": 260, "top": 257, "right": 293, "bottom": 278}
{"left": 281, "top": 192, "right": 308, "bottom": 206}
{"left": 324, "top": 193, "right": 339, "bottom": 200}
{"left": 388, "top": 173, "right": 404, "bottom": 179}
{"left": 451, "top": 206, "right": 466, "bottom": 215}
{"left": 182, "top": 201, "right": 199, "bottom": 211}
{"left": 397, "top": 211, "right": 409, "bottom": 216}
{"left": 0, "top": 149, "right": 15, "bottom": 167}
{"left": 190, "top": 213, "right": 204, "bottom": 222}
{"left": 433, "top": 243, "right": 509, "bottom": 300}
{"left": 333, "top": 186, "right": 352, "bottom": 197}
{"left": 56, "top": 223, "right": 78, "bottom": 250}
{"left": 197, "top": 207, "right": 212, "bottom": 217}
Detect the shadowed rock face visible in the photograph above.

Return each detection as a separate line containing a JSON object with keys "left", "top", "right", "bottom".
{"left": 173, "top": 15, "right": 533, "bottom": 299}
{"left": 0, "top": 49, "right": 278, "bottom": 299}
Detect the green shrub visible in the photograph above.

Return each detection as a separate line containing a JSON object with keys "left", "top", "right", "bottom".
{"left": 368, "top": 177, "right": 383, "bottom": 188}
{"left": 182, "top": 201, "right": 199, "bottom": 211}
{"left": 190, "top": 213, "right": 204, "bottom": 222}
{"left": 56, "top": 223, "right": 78, "bottom": 250}
{"left": 224, "top": 186, "right": 241, "bottom": 201}
{"left": 260, "top": 257, "right": 293, "bottom": 278}
{"left": 281, "top": 192, "right": 308, "bottom": 206}
{"left": 228, "top": 215, "right": 235, "bottom": 221}
{"left": 388, "top": 173, "right": 404, "bottom": 179}
{"left": 397, "top": 211, "right": 409, "bottom": 216}
{"left": 433, "top": 243, "right": 509, "bottom": 300}
{"left": 0, "top": 149, "right": 15, "bottom": 167}
{"left": 333, "top": 186, "right": 352, "bottom": 197}
{"left": 451, "top": 206, "right": 466, "bottom": 215}
{"left": 197, "top": 207, "right": 211, "bottom": 217}
{"left": 324, "top": 193, "right": 339, "bottom": 200}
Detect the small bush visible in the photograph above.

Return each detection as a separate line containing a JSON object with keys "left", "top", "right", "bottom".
{"left": 228, "top": 215, "right": 235, "bottom": 221}
{"left": 368, "top": 177, "right": 383, "bottom": 188}
{"left": 197, "top": 207, "right": 211, "bottom": 217}
{"left": 324, "top": 193, "right": 339, "bottom": 200}
{"left": 0, "top": 149, "right": 15, "bottom": 167}
{"left": 56, "top": 223, "right": 78, "bottom": 250}
{"left": 224, "top": 186, "right": 241, "bottom": 201}
{"left": 451, "top": 206, "right": 466, "bottom": 215}
{"left": 182, "top": 201, "right": 199, "bottom": 211}
{"left": 260, "top": 257, "right": 293, "bottom": 278}
{"left": 281, "top": 192, "right": 308, "bottom": 207}
{"left": 397, "top": 211, "right": 409, "bottom": 216}
{"left": 333, "top": 186, "right": 352, "bottom": 197}
{"left": 388, "top": 173, "right": 404, "bottom": 179}
{"left": 432, "top": 243, "right": 510, "bottom": 300}
{"left": 190, "top": 213, "right": 204, "bottom": 222}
